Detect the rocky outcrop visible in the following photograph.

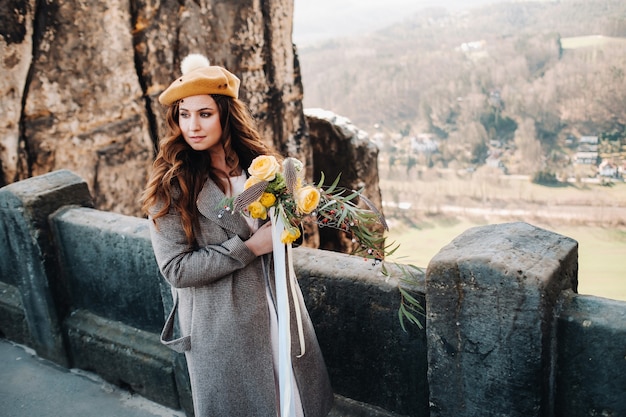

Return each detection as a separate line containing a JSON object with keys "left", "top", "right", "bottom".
{"left": 304, "top": 108, "right": 383, "bottom": 253}
{"left": 0, "top": 0, "right": 35, "bottom": 188}
{"left": 1, "top": 0, "right": 308, "bottom": 216}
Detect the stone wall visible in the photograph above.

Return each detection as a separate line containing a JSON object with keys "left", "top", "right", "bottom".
{"left": 1, "top": 170, "right": 625, "bottom": 417}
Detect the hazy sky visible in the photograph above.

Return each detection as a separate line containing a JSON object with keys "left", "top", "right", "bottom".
{"left": 293, "top": 0, "right": 502, "bottom": 45}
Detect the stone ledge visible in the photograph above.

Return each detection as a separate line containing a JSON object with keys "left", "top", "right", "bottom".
{"left": 63, "top": 309, "right": 179, "bottom": 410}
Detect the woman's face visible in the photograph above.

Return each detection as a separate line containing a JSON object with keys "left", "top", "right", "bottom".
{"left": 178, "top": 95, "right": 223, "bottom": 152}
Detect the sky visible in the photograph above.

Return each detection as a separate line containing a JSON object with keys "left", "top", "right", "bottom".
{"left": 292, "top": 0, "right": 503, "bottom": 45}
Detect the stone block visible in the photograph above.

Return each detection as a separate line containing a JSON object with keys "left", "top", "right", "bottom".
{"left": 50, "top": 207, "right": 163, "bottom": 333}
{"left": 0, "top": 170, "right": 93, "bottom": 365}
{"left": 294, "top": 247, "right": 428, "bottom": 417}
{"left": 426, "top": 222, "right": 578, "bottom": 417}
{"left": 64, "top": 309, "right": 179, "bottom": 410}
{"left": 555, "top": 292, "right": 626, "bottom": 417}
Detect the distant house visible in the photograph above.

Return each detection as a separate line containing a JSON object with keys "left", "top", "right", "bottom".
{"left": 574, "top": 151, "right": 599, "bottom": 165}
{"left": 580, "top": 136, "right": 599, "bottom": 145}
{"left": 573, "top": 135, "right": 599, "bottom": 165}
{"left": 599, "top": 161, "right": 619, "bottom": 178}
{"left": 486, "top": 156, "right": 507, "bottom": 173}
{"left": 410, "top": 134, "right": 438, "bottom": 154}
{"left": 577, "top": 143, "right": 598, "bottom": 152}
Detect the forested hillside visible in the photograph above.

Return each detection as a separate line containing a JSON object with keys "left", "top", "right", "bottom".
{"left": 298, "top": 0, "right": 626, "bottom": 178}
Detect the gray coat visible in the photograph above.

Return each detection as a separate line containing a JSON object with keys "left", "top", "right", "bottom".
{"left": 149, "top": 178, "right": 334, "bottom": 417}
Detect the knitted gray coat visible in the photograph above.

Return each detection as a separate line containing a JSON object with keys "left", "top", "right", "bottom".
{"left": 149, "top": 178, "right": 334, "bottom": 417}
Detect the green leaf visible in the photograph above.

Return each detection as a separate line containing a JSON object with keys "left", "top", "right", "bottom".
{"left": 316, "top": 171, "right": 326, "bottom": 188}
{"left": 326, "top": 173, "right": 342, "bottom": 194}
{"left": 399, "top": 287, "right": 420, "bottom": 307}
{"left": 398, "top": 305, "right": 408, "bottom": 332}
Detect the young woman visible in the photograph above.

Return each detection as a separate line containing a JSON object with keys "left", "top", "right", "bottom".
{"left": 141, "top": 54, "right": 333, "bottom": 417}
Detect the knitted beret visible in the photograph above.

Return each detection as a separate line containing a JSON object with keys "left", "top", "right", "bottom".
{"left": 158, "top": 54, "right": 240, "bottom": 105}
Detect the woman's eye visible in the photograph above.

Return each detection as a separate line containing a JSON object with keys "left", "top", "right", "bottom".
{"left": 200, "top": 112, "right": 211, "bottom": 118}
{"left": 180, "top": 112, "right": 189, "bottom": 118}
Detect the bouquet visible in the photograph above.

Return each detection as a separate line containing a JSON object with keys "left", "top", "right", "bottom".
{"left": 220, "top": 155, "right": 424, "bottom": 330}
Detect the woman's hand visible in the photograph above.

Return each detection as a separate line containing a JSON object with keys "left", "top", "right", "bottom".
{"left": 244, "top": 221, "right": 274, "bottom": 256}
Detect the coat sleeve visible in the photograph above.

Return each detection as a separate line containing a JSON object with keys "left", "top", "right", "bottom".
{"left": 149, "top": 211, "right": 257, "bottom": 288}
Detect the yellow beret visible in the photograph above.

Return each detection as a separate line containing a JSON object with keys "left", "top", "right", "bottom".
{"left": 158, "top": 54, "right": 240, "bottom": 105}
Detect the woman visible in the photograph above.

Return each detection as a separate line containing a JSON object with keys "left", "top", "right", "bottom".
{"left": 142, "top": 54, "right": 333, "bottom": 417}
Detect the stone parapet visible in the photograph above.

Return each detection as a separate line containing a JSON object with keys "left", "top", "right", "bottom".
{"left": 1, "top": 171, "right": 625, "bottom": 416}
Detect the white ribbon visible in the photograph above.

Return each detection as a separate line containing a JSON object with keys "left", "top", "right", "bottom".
{"left": 270, "top": 207, "right": 306, "bottom": 417}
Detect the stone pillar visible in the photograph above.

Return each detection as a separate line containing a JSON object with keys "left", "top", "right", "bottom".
{"left": 0, "top": 170, "right": 93, "bottom": 365}
{"left": 426, "top": 222, "right": 578, "bottom": 417}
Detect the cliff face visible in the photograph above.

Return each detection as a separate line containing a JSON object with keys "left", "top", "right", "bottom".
{"left": 1, "top": 1, "right": 382, "bottom": 253}
{"left": 1, "top": 0, "right": 307, "bottom": 215}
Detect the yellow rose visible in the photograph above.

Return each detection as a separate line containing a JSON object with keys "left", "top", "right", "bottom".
{"left": 248, "top": 201, "right": 267, "bottom": 220}
{"left": 281, "top": 227, "right": 301, "bottom": 244}
{"left": 259, "top": 192, "right": 277, "bottom": 208}
{"left": 248, "top": 155, "right": 280, "bottom": 181}
{"left": 296, "top": 186, "right": 321, "bottom": 214}
{"left": 244, "top": 176, "right": 263, "bottom": 190}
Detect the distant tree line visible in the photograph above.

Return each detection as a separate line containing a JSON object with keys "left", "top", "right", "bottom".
{"left": 299, "top": 0, "right": 626, "bottom": 178}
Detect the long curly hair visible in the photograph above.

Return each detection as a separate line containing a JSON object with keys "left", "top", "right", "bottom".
{"left": 141, "top": 94, "right": 277, "bottom": 244}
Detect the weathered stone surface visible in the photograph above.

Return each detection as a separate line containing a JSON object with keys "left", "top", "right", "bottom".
{"left": 555, "top": 292, "right": 626, "bottom": 417}
{"left": 0, "top": 281, "right": 32, "bottom": 345}
{"left": 21, "top": 0, "right": 154, "bottom": 216}
{"left": 4, "top": 170, "right": 626, "bottom": 415}
{"left": 1, "top": 0, "right": 379, "bottom": 227}
{"left": 304, "top": 109, "right": 383, "bottom": 253}
{"left": 0, "top": 0, "right": 34, "bottom": 186}
{"left": 50, "top": 206, "right": 163, "bottom": 333}
{"left": 294, "top": 247, "right": 428, "bottom": 417}
{"left": 0, "top": 169, "right": 93, "bottom": 365}
{"left": 425, "top": 222, "right": 578, "bottom": 417}
{"left": 64, "top": 309, "right": 179, "bottom": 409}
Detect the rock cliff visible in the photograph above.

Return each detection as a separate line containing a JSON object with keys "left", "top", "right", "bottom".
{"left": 0, "top": 0, "right": 381, "bottom": 250}
{"left": 1, "top": 0, "right": 307, "bottom": 214}
{"left": 304, "top": 109, "right": 382, "bottom": 253}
